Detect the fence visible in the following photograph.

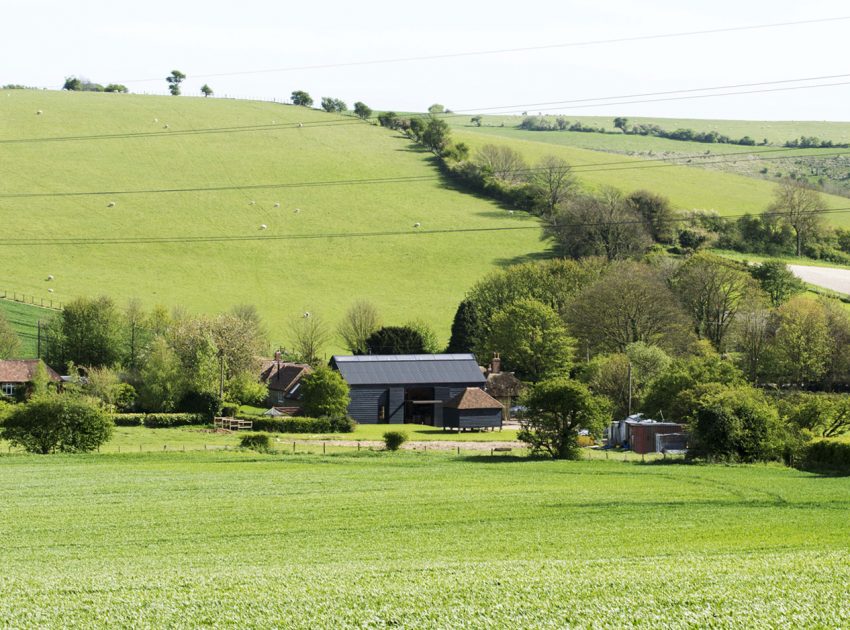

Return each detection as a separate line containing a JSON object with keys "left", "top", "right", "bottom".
{"left": 0, "top": 290, "right": 63, "bottom": 311}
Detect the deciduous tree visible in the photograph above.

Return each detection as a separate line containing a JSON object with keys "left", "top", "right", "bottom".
{"left": 353, "top": 102, "right": 372, "bottom": 120}
{"left": 337, "top": 300, "right": 381, "bottom": 354}
{"left": 301, "top": 366, "right": 350, "bottom": 418}
{"left": 166, "top": 70, "right": 186, "bottom": 96}
{"left": 291, "top": 90, "right": 313, "bottom": 107}
{"left": 765, "top": 179, "right": 825, "bottom": 256}
{"left": 0, "top": 312, "right": 20, "bottom": 359}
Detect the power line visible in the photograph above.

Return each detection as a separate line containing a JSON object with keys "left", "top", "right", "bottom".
{"left": 2, "top": 207, "right": 849, "bottom": 247}
{"left": 98, "top": 16, "right": 850, "bottom": 83}
{"left": 448, "top": 73, "right": 850, "bottom": 114}
{"left": 6, "top": 74, "right": 850, "bottom": 147}
{"left": 1, "top": 149, "right": 845, "bottom": 200}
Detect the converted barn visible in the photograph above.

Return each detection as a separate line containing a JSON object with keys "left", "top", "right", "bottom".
{"left": 330, "top": 354, "right": 502, "bottom": 427}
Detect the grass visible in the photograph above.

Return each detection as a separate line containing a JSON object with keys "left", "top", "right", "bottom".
{"left": 0, "top": 298, "right": 55, "bottom": 358}
{"left": 0, "top": 450, "right": 847, "bottom": 627}
{"left": 450, "top": 125, "right": 850, "bottom": 224}
{"left": 455, "top": 114, "right": 850, "bottom": 144}
{"left": 0, "top": 90, "right": 547, "bottom": 350}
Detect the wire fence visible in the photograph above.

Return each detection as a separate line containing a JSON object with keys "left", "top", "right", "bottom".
{"left": 0, "top": 290, "right": 63, "bottom": 310}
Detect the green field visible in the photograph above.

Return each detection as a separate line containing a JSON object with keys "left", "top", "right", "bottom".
{"left": 0, "top": 451, "right": 847, "bottom": 627}
{"left": 0, "top": 298, "right": 55, "bottom": 358}
{"left": 454, "top": 114, "right": 850, "bottom": 144}
{"left": 450, "top": 125, "right": 850, "bottom": 222}
{"left": 0, "top": 90, "right": 546, "bottom": 350}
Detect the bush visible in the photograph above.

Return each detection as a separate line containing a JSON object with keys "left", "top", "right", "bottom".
{"left": 141, "top": 413, "right": 206, "bottom": 428}
{"left": 797, "top": 440, "right": 850, "bottom": 474}
{"left": 300, "top": 368, "right": 350, "bottom": 418}
{"left": 221, "top": 402, "right": 239, "bottom": 417}
{"left": 177, "top": 391, "right": 222, "bottom": 420}
{"left": 240, "top": 433, "right": 272, "bottom": 452}
{"left": 1, "top": 395, "right": 112, "bottom": 454}
{"left": 383, "top": 431, "right": 408, "bottom": 451}
{"left": 246, "top": 415, "right": 356, "bottom": 433}
{"left": 113, "top": 413, "right": 144, "bottom": 426}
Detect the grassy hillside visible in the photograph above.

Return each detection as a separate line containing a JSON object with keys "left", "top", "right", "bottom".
{"left": 0, "top": 299, "right": 53, "bottom": 358}
{"left": 0, "top": 90, "right": 546, "bottom": 349}
{"left": 1, "top": 451, "right": 848, "bottom": 626}
{"left": 454, "top": 114, "right": 850, "bottom": 144}
{"left": 450, "top": 123, "right": 850, "bottom": 223}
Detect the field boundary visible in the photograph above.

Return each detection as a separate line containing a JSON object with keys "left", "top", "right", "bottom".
{"left": 0, "top": 290, "right": 63, "bottom": 311}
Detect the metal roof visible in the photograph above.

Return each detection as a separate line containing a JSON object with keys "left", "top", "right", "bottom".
{"left": 331, "top": 354, "right": 486, "bottom": 386}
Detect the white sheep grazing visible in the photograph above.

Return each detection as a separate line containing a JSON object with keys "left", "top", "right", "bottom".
{"left": 508, "top": 210, "right": 514, "bottom": 215}
{"left": 48, "top": 288, "right": 54, "bottom": 293}
{"left": 163, "top": 124, "right": 169, "bottom": 129}
{"left": 47, "top": 275, "right": 54, "bottom": 281}
{"left": 298, "top": 123, "right": 303, "bottom": 128}
{"left": 293, "top": 208, "right": 300, "bottom": 214}
{"left": 413, "top": 222, "right": 421, "bottom": 228}
{"left": 107, "top": 201, "right": 116, "bottom": 208}
{"left": 260, "top": 224, "right": 268, "bottom": 230}
{"left": 154, "top": 118, "right": 159, "bottom": 122}
{"left": 303, "top": 311, "right": 310, "bottom": 318}
{"left": 273, "top": 202, "right": 280, "bottom": 208}
{"left": 249, "top": 200, "right": 256, "bottom": 205}
{"left": 36, "top": 110, "right": 43, "bottom": 115}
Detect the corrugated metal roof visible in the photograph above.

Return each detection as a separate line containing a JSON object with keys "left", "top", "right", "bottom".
{"left": 332, "top": 354, "right": 486, "bottom": 386}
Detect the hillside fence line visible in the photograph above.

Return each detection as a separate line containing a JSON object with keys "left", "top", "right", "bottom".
{"left": 0, "top": 290, "right": 64, "bottom": 311}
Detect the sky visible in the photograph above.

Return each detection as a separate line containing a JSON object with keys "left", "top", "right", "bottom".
{"left": 3, "top": 0, "right": 849, "bottom": 121}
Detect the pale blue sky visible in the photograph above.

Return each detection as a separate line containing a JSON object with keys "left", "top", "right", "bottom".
{"left": 3, "top": 0, "right": 849, "bottom": 120}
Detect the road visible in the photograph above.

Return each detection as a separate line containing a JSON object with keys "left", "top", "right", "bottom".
{"left": 788, "top": 264, "right": 850, "bottom": 295}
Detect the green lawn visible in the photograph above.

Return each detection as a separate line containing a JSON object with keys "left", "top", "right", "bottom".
{"left": 0, "top": 298, "right": 56, "bottom": 358}
{"left": 0, "top": 451, "right": 847, "bottom": 627}
{"left": 0, "top": 90, "right": 547, "bottom": 350}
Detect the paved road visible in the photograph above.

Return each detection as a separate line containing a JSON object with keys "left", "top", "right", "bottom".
{"left": 789, "top": 264, "right": 850, "bottom": 295}
{"left": 278, "top": 439, "right": 524, "bottom": 452}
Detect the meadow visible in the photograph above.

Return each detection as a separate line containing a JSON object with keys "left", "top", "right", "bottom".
{"left": 0, "top": 90, "right": 545, "bottom": 350}
{"left": 0, "top": 298, "right": 53, "bottom": 358}
{"left": 450, "top": 124, "right": 850, "bottom": 223}
{"left": 0, "top": 450, "right": 847, "bottom": 627}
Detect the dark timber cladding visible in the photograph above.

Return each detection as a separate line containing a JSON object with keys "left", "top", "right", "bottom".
{"left": 330, "top": 354, "right": 491, "bottom": 426}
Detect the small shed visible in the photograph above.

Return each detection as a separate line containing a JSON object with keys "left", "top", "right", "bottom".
{"left": 443, "top": 387, "right": 504, "bottom": 431}
{"left": 629, "top": 421, "right": 684, "bottom": 454}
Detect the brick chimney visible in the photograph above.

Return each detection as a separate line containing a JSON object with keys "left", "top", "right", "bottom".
{"left": 489, "top": 352, "right": 501, "bottom": 375}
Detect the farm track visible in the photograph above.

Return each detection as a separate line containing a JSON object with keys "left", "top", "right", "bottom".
{"left": 789, "top": 264, "right": 850, "bottom": 294}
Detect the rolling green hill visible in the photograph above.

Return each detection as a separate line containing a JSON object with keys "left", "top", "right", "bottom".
{"left": 450, "top": 122, "right": 850, "bottom": 222}
{"left": 0, "top": 90, "right": 546, "bottom": 349}
{"left": 0, "top": 299, "right": 53, "bottom": 358}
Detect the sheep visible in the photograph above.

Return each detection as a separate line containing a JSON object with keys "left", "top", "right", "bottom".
{"left": 48, "top": 288, "right": 54, "bottom": 293}
{"left": 46, "top": 275, "right": 54, "bottom": 281}
{"left": 153, "top": 118, "right": 159, "bottom": 122}
{"left": 163, "top": 124, "right": 169, "bottom": 129}
{"left": 413, "top": 222, "right": 421, "bottom": 228}
{"left": 36, "top": 110, "right": 43, "bottom": 115}
{"left": 248, "top": 200, "right": 256, "bottom": 205}
{"left": 508, "top": 210, "right": 514, "bottom": 215}
{"left": 298, "top": 122, "right": 303, "bottom": 128}
{"left": 303, "top": 311, "right": 310, "bottom": 318}
{"left": 260, "top": 224, "right": 268, "bottom": 230}
{"left": 273, "top": 202, "right": 280, "bottom": 208}
{"left": 107, "top": 201, "right": 116, "bottom": 208}
{"left": 293, "top": 208, "right": 301, "bottom": 214}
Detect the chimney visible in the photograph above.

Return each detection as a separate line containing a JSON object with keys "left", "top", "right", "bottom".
{"left": 490, "top": 352, "right": 501, "bottom": 375}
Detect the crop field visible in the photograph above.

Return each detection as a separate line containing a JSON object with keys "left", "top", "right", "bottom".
{"left": 450, "top": 125, "right": 850, "bottom": 223}
{"left": 0, "top": 298, "right": 52, "bottom": 358}
{"left": 0, "top": 90, "right": 545, "bottom": 349}
{"left": 0, "top": 451, "right": 847, "bottom": 628}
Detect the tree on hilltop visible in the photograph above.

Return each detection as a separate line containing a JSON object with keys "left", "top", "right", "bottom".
{"left": 200, "top": 84, "right": 213, "bottom": 97}
{"left": 166, "top": 70, "right": 186, "bottom": 96}
{"left": 291, "top": 90, "right": 313, "bottom": 107}
{"left": 353, "top": 102, "right": 372, "bottom": 120}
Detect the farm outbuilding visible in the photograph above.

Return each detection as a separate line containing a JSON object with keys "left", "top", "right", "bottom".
{"left": 0, "top": 360, "right": 61, "bottom": 398}
{"left": 331, "top": 354, "right": 501, "bottom": 428}
{"left": 443, "top": 387, "right": 504, "bottom": 430}
{"left": 606, "top": 414, "right": 685, "bottom": 453}
{"left": 259, "top": 352, "right": 312, "bottom": 407}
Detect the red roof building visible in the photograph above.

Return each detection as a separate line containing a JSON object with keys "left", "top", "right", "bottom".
{"left": 0, "top": 360, "right": 61, "bottom": 397}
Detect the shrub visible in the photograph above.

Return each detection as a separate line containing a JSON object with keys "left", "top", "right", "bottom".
{"left": 221, "top": 402, "right": 239, "bottom": 417}
{"left": 142, "top": 413, "right": 206, "bottom": 428}
{"left": 383, "top": 431, "right": 408, "bottom": 451}
{"left": 240, "top": 433, "right": 272, "bottom": 452}
{"left": 246, "top": 415, "right": 356, "bottom": 433}
{"left": 177, "top": 391, "right": 222, "bottom": 420}
{"left": 113, "top": 413, "right": 145, "bottom": 427}
{"left": 2, "top": 395, "right": 112, "bottom": 454}
{"left": 797, "top": 440, "right": 850, "bottom": 474}
{"left": 300, "top": 368, "right": 350, "bottom": 418}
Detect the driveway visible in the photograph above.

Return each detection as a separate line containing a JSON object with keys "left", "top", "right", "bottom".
{"left": 788, "top": 264, "right": 850, "bottom": 295}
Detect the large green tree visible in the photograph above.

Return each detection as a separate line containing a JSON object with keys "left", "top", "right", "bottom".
{"left": 764, "top": 296, "right": 832, "bottom": 385}
{"left": 166, "top": 70, "right": 185, "bottom": 96}
{"left": 137, "top": 337, "right": 186, "bottom": 412}
{"left": 484, "top": 298, "right": 574, "bottom": 382}
{"left": 291, "top": 90, "right": 313, "bottom": 107}
{"left": 0, "top": 312, "right": 20, "bottom": 358}
{"left": 336, "top": 300, "right": 381, "bottom": 355}
{"left": 301, "top": 367, "right": 350, "bottom": 418}
{"left": 765, "top": 179, "right": 825, "bottom": 257}
{"left": 518, "top": 378, "right": 609, "bottom": 459}
{"left": 364, "top": 326, "right": 427, "bottom": 355}
{"left": 44, "top": 296, "right": 124, "bottom": 368}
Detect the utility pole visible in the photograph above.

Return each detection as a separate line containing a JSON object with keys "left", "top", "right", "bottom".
{"left": 218, "top": 349, "right": 225, "bottom": 400}
{"left": 627, "top": 362, "right": 633, "bottom": 416}
{"left": 37, "top": 320, "right": 41, "bottom": 358}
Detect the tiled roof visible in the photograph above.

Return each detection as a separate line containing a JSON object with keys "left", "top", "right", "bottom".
{"left": 0, "top": 360, "right": 61, "bottom": 383}
{"left": 444, "top": 387, "right": 504, "bottom": 410}
{"left": 259, "top": 361, "right": 312, "bottom": 394}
